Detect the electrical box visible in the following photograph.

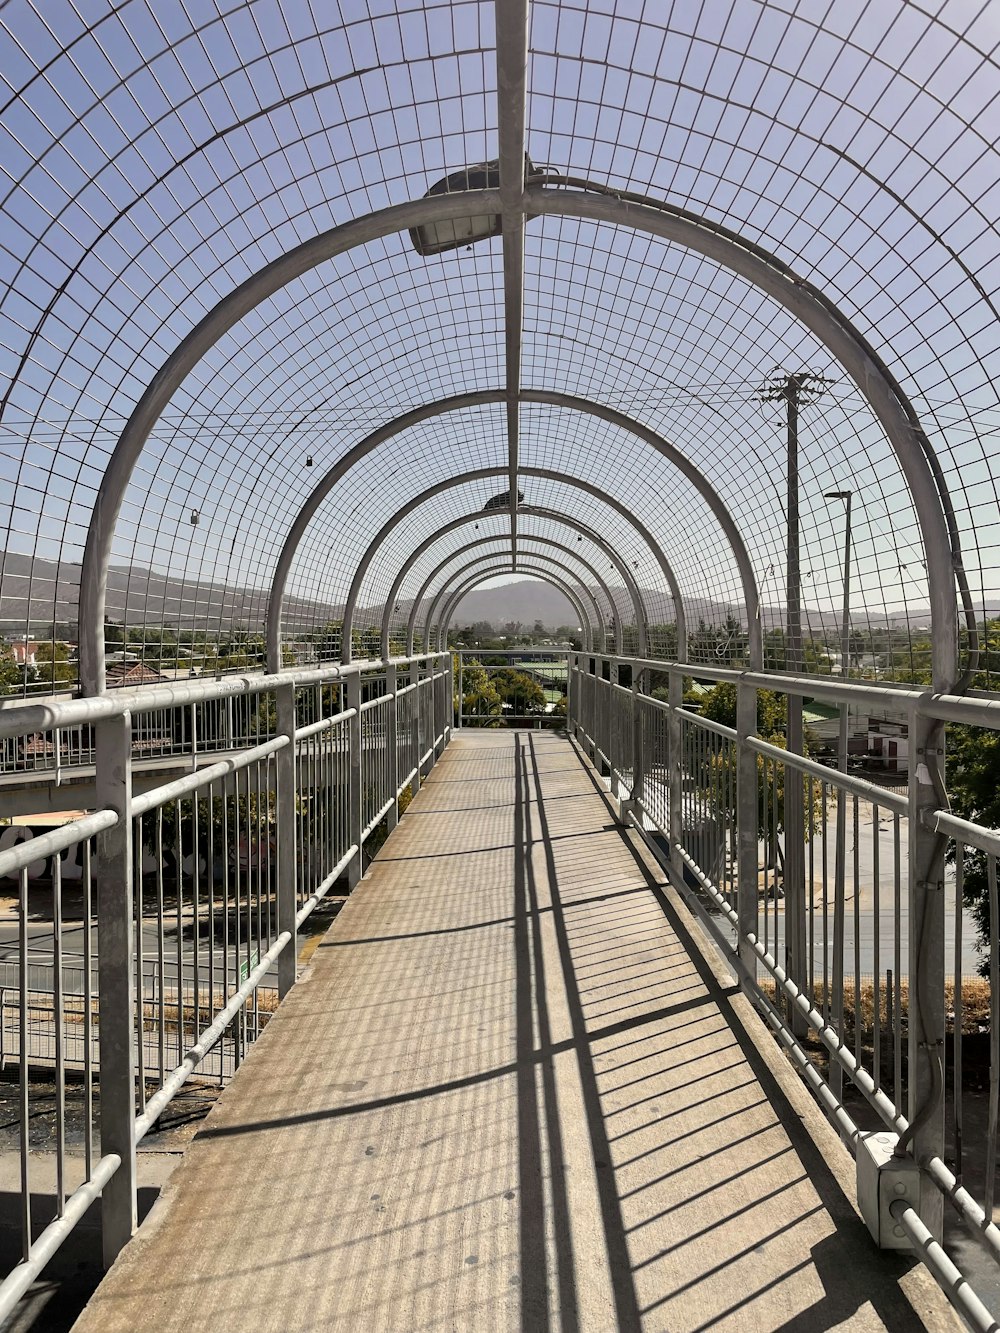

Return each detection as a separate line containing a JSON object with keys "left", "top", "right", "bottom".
{"left": 856, "top": 1130, "right": 921, "bottom": 1250}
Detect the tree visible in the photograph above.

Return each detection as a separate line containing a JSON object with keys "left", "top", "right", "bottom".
{"left": 695, "top": 681, "right": 817, "bottom": 872}
{"left": 0, "top": 644, "right": 21, "bottom": 696}
{"left": 947, "top": 676, "right": 1000, "bottom": 972}
{"left": 32, "top": 641, "right": 75, "bottom": 690}
{"left": 494, "top": 669, "right": 546, "bottom": 717}
{"left": 460, "top": 662, "right": 503, "bottom": 726}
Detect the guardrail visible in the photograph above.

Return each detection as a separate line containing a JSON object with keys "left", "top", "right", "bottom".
{"left": 0, "top": 651, "right": 452, "bottom": 1324}
{"left": 568, "top": 651, "right": 1000, "bottom": 1332}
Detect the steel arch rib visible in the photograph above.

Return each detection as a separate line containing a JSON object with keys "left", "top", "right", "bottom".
{"left": 434, "top": 561, "right": 597, "bottom": 655}
{"left": 258, "top": 400, "right": 707, "bottom": 670}
{"left": 424, "top": 535, "right": 623, "bottom": 654}
{"left": 408, "top": 546, "right": 606, "bottom": 655}
{"left": 392, "top": 474, "right": 680, "bottom": 659}
{"left": 343, "top": 507, "right": 640, "bottom": 664}
{"left": 421, "top": 555, "right": 598, "bottom": 654}
{"left": 402, "top": 522, "right": 625, "bottom": 656}
{"left": 79, "top": 185, "right": 961, "bottom": 691}
{"left": 335, "top": 480, "right": 650, "bottom": 664}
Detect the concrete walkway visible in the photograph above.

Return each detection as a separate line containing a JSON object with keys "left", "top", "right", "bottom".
{"left": 73, "top": 732, "right": 954, "bottom": 1332}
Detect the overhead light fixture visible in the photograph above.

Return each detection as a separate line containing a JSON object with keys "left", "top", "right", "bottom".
{"left": 482, "top": 488, "right": 524, "bottom": 512}
{"left": 409, "top": 156, "right": 535, "bottom": 256}
{"left": 305, "top": 455, "right": 313, "bottom": 467}
{"left": 190, "top": 509, "right": 199, "bottom": 526}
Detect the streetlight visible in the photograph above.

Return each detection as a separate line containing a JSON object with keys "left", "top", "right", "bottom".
{"left": 409, "top": 156, "right": 536, "bottom": 256}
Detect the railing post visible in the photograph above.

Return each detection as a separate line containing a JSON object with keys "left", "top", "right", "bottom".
{"left": 347, "top": 672, "right": 363, "bottom": 889}
{"left": 608, "top": 660, "right": 622, "bottom": 803}
{"left": 410, "top": 659, "right": 422, "bottom": 794}
{"left": 385, "top": 663, "right": 399, "bottom": 831}
{"left": 456, "top": 653, "right": 464, "bottom": 731}
{"left": 736, "top": 680, "right": 758, "bottom": 983}
{"left": 430, "top": 661, "right": 441, "bottom": 767}
{"left": 668, "top": 668, "right": 684, "bottom": 878}
{"left": 784, "top": 693, "right": 808, "bottom": 1032}
{"left": 631, "top": 666, "right": 645, "bottom": 817}
{"left": 94, "top": 711, "right": 136, "bottom": 1267}
{"left": 907, "top": 705, "right": 946, "bottom": 1241}
{"left": 445, "top": 653, "right": 453, "bottom": 744}
{"left": 566, "top": 653, "right": 575, "bottom": 736}
{"left": 276, "top": 682, "right": 297, "bottom": 998}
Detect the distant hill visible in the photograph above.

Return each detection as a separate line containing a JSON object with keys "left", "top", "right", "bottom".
{"left": 2, "top": 551, "right": 991, "bottom": 638}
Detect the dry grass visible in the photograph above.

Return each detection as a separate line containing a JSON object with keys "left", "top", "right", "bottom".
{"left": 756, "top": 976, "right": 992, "bottom": 1035}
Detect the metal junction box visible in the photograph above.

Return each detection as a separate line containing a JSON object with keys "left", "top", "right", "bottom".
{"left": 856, "top": 1131, "right": 921, "bottom": 1250}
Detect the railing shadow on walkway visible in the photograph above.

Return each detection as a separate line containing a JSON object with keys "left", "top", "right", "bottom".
{"left": 73, "top": 730, "right": 957, "bottom": 1332}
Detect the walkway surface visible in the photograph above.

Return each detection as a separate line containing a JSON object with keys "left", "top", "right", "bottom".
{"left": 74, "top": 732, "right": 954, "bottom": 1332}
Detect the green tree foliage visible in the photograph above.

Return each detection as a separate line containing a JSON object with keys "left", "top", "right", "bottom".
{"left": 460, "top": 662, "right": 503, "bottom": 726}
{"left": 494, "top": 669, "right": 547, "bottom": 716}
{"left": 32, "top": 641, "right": 76, "bottom": 689}
{"left": 695, "top": 681, "right": 818, "bottom": 863}
{"left": 698, "top": 681, "right": 786, "bottom": 735}
{"left": 0, "top": 644, "right": 21, "bottom": 695}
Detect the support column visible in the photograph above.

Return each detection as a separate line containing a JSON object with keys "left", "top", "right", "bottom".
{"left": 668, "top": 668, "right": 684, "bottom": 879}
{"left": 385, "top": 663, "right": 399, "bottom": 831}
{"left": 736, "top": 680, "right": 759, "bottom": 985}
{"left": 609, "top": 660, "right": 622, "bottom": 804}
{"left": 784, "top": 695, "right": 807, "bottom": 1033}
{"left": 347, "top": 673, "right": 363, "bottom": 889}
{"left": 907, "top": 707, "right": 947, "bottom": 1241}
{"left": 276, "top": 682, "right": 297, "bottom": 998}
{"left": 94, "top": 711, "right": 136, "bottom": 1267}
{"left": 410, "top": 659, "right": 422, "bottom": 794}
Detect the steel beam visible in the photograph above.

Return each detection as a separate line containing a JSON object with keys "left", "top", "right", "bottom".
{"left": 337, "top": 480, "right": 651, "bottom": 662}
{"left": 416, "top": 551, "right": 599, "bottom": 653}
{"left": 435, "top": 564, "right": 589, "bottom": 652}
{"left": 495, "top": 0, "right": 530, "bottom": 568}
{"left": 352, "top": 510, "right": 635, "bottom": 658}
{"left": 264, "top": 393, "right": 732, "bottom": 671}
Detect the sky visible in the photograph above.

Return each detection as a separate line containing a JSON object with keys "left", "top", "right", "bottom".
{"left": 0, "top": 0, "right": 998, "bottom": 663}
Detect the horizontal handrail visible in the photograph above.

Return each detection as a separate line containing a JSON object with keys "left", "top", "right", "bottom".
{"left": 0, "top": 652, "right": 449, "bottom": 738}
{"left": 0, "top": 810, "right": 118, "bottom": 878}
{"left": 131, "top": 735, "right": 290, "bottom": 816}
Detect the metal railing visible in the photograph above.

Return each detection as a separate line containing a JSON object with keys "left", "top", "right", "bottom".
{"left": 454, "top": 648, "right": 568, "bottom": 729}
{"left": 568, "top": 651, "right": 1000, "bottom": 1333}
{"left": 0, "top": 651, "right": 452, "bottom": 1323}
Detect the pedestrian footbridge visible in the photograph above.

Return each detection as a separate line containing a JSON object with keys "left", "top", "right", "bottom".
{"left": 2, "top": 2, "right": 1000, "bottom": 1328}
{"left": 70, "top": 730, "right": 951, "bottom": 1332}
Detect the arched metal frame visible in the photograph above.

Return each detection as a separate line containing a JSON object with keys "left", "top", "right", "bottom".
{"left": 392, "top": 466, "right": 689, "bottom": 658}
{"left": 435, "top": 562, "right": 594, "bottom": 656}
{"left": 76, "top": 188, "right": 964, "bottom": 694}
{"left": 421, "top": 554, "right": 599, "bottom": 654}
{"left": 362, "top": 512, "right": 640, "bottom": 661}
{"left": 337, "top": 480, "right": 655, "bottom": 664}
{"left": 425, "top": 534, "right": 627, "bottom": 655}
{"left": 420, "top": 532, "right": 626, "bottom": 655}
{"left": 259, "top": 396, "right": 728, "bottom": 670}
{"left": 412, "top": 547, "right": 606, "bottom": 654}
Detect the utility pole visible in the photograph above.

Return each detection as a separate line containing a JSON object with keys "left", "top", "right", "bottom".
{"left": 759, "top": 371, "right": 828, "bottom": 1033}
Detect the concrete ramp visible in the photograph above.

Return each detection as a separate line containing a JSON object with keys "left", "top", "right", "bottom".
{"left": 73, "top": 732, "right": 954, "bottom": 1332}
